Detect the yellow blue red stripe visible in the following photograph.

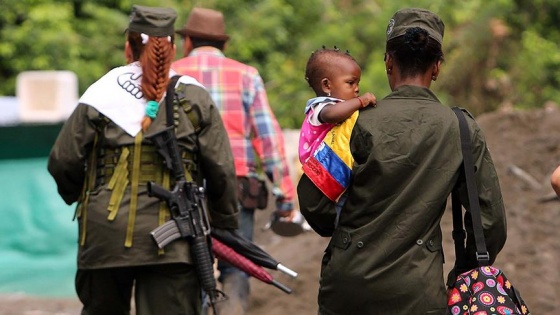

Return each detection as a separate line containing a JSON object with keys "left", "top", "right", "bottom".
{"left": 302, "top": 112, "right": 358, "bottom": 201}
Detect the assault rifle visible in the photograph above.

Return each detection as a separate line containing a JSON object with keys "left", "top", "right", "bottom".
{"left": 146, "top": 125, "right": 225, "bottom": 313}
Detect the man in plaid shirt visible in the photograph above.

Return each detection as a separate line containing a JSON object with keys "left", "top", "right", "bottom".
{"left": 172, "top": 7, "right": 296, "bottom": 314}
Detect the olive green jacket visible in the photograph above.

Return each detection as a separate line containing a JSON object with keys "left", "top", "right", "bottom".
{"left": 48, "top": 77, "right": 239, "bottom": 269}
{"left": 298, "top": 86, "right": 507, "bottom": 315}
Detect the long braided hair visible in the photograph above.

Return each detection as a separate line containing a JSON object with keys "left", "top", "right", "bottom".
{"left": 128, "top": 32, "right": 175, "bottom": 132}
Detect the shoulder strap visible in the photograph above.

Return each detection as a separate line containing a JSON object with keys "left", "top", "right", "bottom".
{"left": 451, "top": 107, "right": 490, "bottom": 267}
{"left": 165, "top": 75, "right": 182, "bottom": 128}
{"left": 164, "top": 75, "right": 202, "bottom": 183}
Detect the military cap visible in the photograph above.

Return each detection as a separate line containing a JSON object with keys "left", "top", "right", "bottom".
{"left": 128, "top": 5, "right": 177, "bottom": 37}
{"left": 386, "top": 8, "right": 445, "bottom": 44}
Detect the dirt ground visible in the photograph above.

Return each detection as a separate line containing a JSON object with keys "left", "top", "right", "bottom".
{"left": 1, "top": 106, "right": 559, "bottom": 315}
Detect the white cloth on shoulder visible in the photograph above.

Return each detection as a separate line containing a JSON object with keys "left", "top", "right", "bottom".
{"left": 79, "top": 63, "right": 203, "bottom": 136}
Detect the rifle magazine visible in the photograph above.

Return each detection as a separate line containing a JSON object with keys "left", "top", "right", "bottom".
{"left": 151, "top": 220, "right": 181, "bottom": 248}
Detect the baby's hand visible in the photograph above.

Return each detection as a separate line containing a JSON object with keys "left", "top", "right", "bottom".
{"left": 359, "top": 92, "right": 377, "bottom": 108}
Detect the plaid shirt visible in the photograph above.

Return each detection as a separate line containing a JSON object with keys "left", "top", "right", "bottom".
{"left": 172, "top": 47, "right": 294, "bottom": 210}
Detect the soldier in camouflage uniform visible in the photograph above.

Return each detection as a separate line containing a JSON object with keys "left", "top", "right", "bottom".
{"left": 48, "top": 5, "right": 238, "bottom": 315}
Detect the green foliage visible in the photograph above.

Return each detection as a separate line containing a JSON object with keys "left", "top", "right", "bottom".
{"left": 0, "top": 1, "right": 126, "bottom": 95}
{"left": 69, "top": 3, "right": 129, "bottom": 92}
{"left": 1, "top": 0, "right": 559, "bottom": 127}
{"left": 502, "top": 0, "right": 560, "bottom": 110}
{"left": 511, "top": 30, "right": 560, "bottom": 109}
{"left": 0, "top": 0, "right": 180, "bottom": 96}
{"left": 1, "top": 1, "right": 78, "bottom": 93}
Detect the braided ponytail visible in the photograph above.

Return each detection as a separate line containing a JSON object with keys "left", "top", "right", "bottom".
{"left": 139, "top": 36, "right": 174, "bottom": 132}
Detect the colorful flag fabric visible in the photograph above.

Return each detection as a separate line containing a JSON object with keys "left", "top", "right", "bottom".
{"left": 302, "top": 111, "right": 358, "bottom": 201}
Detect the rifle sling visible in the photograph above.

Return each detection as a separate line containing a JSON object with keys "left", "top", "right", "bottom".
{"left": 166, "top": 75, "right": 182, "bottom": 128}
{"left": 164, "top": 75, "right": 198, "bottom": 183}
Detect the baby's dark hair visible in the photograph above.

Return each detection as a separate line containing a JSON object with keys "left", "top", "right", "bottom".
{"left": 385, "top": 27, "right": 444, "bottom": 78}
{"left": 305, "top": 46, "right": 357, "bottom": 95}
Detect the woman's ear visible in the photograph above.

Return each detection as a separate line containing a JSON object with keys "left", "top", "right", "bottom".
{"left": 384, "top": 53, "right": 393, "bottom": 75}
{"left": 432, "top": 60, "right": 442, "bottom": 80}
{"left": 321, "top": 78, "right": 331, "bottom": 95}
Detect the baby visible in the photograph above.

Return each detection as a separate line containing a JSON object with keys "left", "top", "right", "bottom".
{"left": 299, "top": 46, "right": 376, "bottom": 222}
